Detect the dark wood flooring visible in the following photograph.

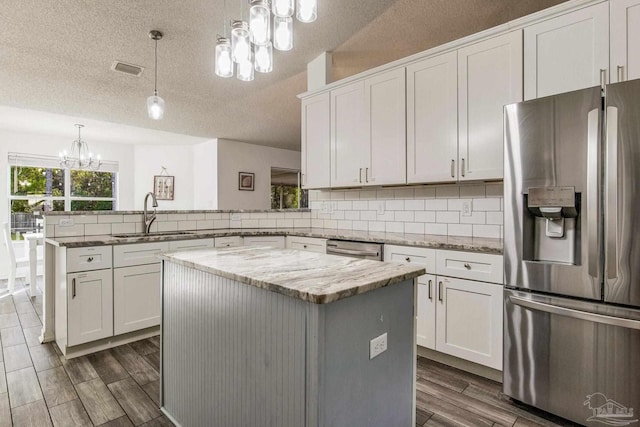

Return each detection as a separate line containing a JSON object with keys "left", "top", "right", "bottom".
{"left": 1, "top": 280, "right": 578, "bottom": 427}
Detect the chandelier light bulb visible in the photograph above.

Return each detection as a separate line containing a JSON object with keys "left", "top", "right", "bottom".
{"left": 296, "top": 0, "right": 317, "bottom": 23}
{"left": 215, "top": 37, "right": 234, "bottom": 78}
{"left": 147, "top": 94, "right": 165, "bottom": 120}
{"left": 249, "top": 0, "right": 271, "bottom": 46}
{"left": 237, "top": 60, "right": 255, "bottom": 81}
{"left": 231, "top": 21, "right": 251, "bottom": 63}
{"left": 274, "top": 16, "right": 293, "bottom": 51}
{"left": 273, "top": 0, "right": 294, "bottom": 17}
{"left": 255, "top": 42, "right": 273, "bottom": 73}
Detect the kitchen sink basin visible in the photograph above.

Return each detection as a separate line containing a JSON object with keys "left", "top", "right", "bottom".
{"left": 112, "top": 231, "right": 197, "bottom": 238}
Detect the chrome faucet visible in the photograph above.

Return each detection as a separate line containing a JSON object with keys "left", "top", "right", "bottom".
{"left": 143, "top": 192, "right": 158, "bottom": 235}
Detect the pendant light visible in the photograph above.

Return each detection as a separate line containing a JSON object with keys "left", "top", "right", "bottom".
{"left": 59, "top": 124, "right": 101, "bottom": 170}
{"left": 147, "top": 30, "right": 165, "bottom": 120}
{"left": 231, "top": 20, "right": 251, "bottom": 63}
{"left": 296, "top": 0, "right": 317, "bottom": 23}
{"left": 215, "top": 36, "right": 234, "bottom": 77}
{"left": 272, "top": 0, "right": 294, "bottom": 17}
{"left": 249, "top": 0, "right": 271, "bottom": 46}
{"left": 254, "top": 42, "right": 273, "bottom": 73}
{"left": 273, "top": 16, "right": 293, "bottom": 51}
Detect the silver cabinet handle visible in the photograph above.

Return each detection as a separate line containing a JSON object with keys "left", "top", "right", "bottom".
{"left": 600, "top": 69, "right": 607, "bottom": 89}
{"left": 438, "top": 281, "right": 443, "bottom": 302}
{"left": 450, "top": 160, "right": 455, "bottom": 178}
{"left": 461, "top": 158, "right": 465, "bottom": 177}
{"left": 72, "top": 278, "right": 76, "bottom": 299}
{"left": 509, "top": 295, "right": 640, "bottom": 330}
{"left": 617, "top": 65, "right": 624, "bottom": 82}
{"left": 464, "top": 263, "right": 471, "bottom": 270}
{"left": 605, "top": 106, "right": 618, "bottom": 280}
{"left": 405, "top": 257, "right": 411, "bottom": 262}
{"left": 365, "top": 167, "right": 369, "bottom": 183}
{"left": 303, "top": 244, "right": 307, "bottom": 249}
{"left": 428, "top": 280, "right": 433, "bottom": 300}
{"left": 358, "top": 168, "right": 363, "bottom": 183}
{"left": 587, "top": 108, "right": 601, "bottom": 280}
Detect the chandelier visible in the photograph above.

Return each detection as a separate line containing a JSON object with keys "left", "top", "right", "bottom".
{"left": 59, "top": 124, "right": 101, "bottom": 170}
{"left": 215, "top": 0, "right": 317, "bottom": 81}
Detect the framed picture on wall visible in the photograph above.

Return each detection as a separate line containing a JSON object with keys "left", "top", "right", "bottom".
{"left": 239, "top": 172, "right": 254, "bottom": 191}
{"left": 154, "top": 175, "right": 175, "bottom": 200}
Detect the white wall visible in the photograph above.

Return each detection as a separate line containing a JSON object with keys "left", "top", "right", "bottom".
{"left": 193, "top": 140, "right": 218, "bottom": 210}
{"left": 133, "top": 144, "right": 196, "bottom": 210}
{"left": 216, "top": 139, "right": 301, "bottom": 210}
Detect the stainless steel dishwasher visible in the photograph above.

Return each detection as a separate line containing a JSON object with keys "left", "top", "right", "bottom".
{"left": 325, "top": 240, "right": 383, "bottom": 261}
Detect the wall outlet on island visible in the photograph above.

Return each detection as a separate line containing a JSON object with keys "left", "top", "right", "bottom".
{"left": 370, "top": 332, "right": 388, "bottom": 359}
{"left": 59, "top": 218, "right": 74, "bottom": 226}
{"left": 230, "top": 213, "right": 241, "bottom": 221}
{"left": 462, "top": 200, "right": 472, "bottom": 217}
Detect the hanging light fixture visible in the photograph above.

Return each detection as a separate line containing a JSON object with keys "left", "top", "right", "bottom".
{"left": 231, "top": 20, "right": 252, "bottom": 63}
{"left": 296, "top": 0, "right": 317, "bottom": 23}
{"left": 147, "top": 30, "right": 165, "bottom": 120}
{"left": 59, "top": 124, "right": 101, "bottom": 170}
{"left": 215, "top": 36, "right": 234, "bottom": 77}
{"left": 254, "top": 41, "right": 273, "bottom": 73}
{"left": 249, "top": 0, "right": 271, "bottom": 46}
{"left": 273, "top": 15, "right": 293, "bottom": 51}
{"left": 272, "top": 0, "right": 294, "bottom": 17}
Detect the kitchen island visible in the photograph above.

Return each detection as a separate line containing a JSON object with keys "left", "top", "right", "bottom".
{"left": 159, "top": 246, "right": 425, "bottom": 427}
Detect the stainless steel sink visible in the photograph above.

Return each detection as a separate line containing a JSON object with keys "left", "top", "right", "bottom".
{"left": 112, "top": 231, "right": 197, "bottom": 238}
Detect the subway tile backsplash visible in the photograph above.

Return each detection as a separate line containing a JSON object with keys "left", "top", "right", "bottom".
{"left": 308, "top": 182, "right": 504, "bottom": 239}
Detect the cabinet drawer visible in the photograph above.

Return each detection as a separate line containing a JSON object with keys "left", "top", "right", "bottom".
{"left": 286, "top": 236, "right": 327, "bottom": 253}
{"left": 383, "top": 244, "right": 436, "bottom": 273}
{"left": 168, "top": 238, "right": 215, "bottom": 251}
{"left": 214, "top": 236, "right": 243, "bottom": 248}
{"left": 113, "top": 242, "right": 169, "bottom": 268}
{"left": 242, "top": 235, "right": 285, "bottom": 248}
{"left": 436, "top": 250, "right": 503, "bottom": 284}
{"left": 67, "top": 246, "right": 112, "bottom": 273}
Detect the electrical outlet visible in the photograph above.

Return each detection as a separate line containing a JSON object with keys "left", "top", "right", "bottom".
{"left": 369, "top": 332, "right": 388, "bottom": 359}
{"left": 461, "top": 200, "right": 472, "bottom": 217}
{"left": 330, "top": 201, "right": 338, "bottom": 214}
{"left": 377, "top": 201, "right": 385, "bottom": 215}
{"left": 230, "top": 213, "right": 241, "bottom": 221}
{"left": 59, "top": 218, "right": 74, "bottom": 226}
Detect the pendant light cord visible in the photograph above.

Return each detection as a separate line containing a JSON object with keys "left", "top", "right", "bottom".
{"left": 154, "top": 38, "right": 158, "bottom": 96}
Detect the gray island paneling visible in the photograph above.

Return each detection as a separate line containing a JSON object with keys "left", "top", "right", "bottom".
{"left": 159, "top": 246, "right": 425, "bottom": 427}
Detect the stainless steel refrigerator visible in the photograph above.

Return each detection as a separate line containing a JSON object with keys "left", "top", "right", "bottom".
{"left": 504, "top": 79, "right": 640, "bottom": 426}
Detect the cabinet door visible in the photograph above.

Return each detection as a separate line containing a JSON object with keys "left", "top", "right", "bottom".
{"left": 407, "top": 51, "right": 459, "bottom": 184}
{"left": 524, "top": 2, "right": 609, "bottom": 99}
{"left": 610, "top": 0, "right": 640, "bottom": 82}
{"left": 364, "top": 68, "right": 406, "bottom": 186}
{"left": 113, "top": 264, "right": 161, "bottom": 335}
{"left": 417, "top": 274, "right": 437, "bottom": 350}
{"left": 435, "top": 277, "right": 503, "bottom": 369}
{"left": 330, "top": 81, "right": 366, "bottom": 187}
{"left": 301, "top": 92, "right": 331, "bottom": 189}
{"left": 458, "top": 30, "right": 523, "bottom": 181}
{"left": 67, "top": 269, "right": 113, "bottom": 346}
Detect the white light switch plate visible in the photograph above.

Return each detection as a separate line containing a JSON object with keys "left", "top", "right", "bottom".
{"left": 462, "top": 200, "right": 472, "bottom": 217}
{"left": 370, "top": 332, "right": 388, "bottom": 359}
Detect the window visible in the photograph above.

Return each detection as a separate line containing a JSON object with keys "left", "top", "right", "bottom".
{"left": 270, "top": 167, "right": 308, "bottom": 209}
{"left": 8, "top": 153, "right": 118, "bottom": 237}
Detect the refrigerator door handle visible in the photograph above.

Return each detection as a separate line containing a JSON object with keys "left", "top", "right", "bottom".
{"left": 509, "top": 295, "right": 640, "bottom": 330}
{"left": 586, "top": 108, "right": 600, "bottom": 279}
{"left": 605, "top": 106, "right": 618, "bottom": 280}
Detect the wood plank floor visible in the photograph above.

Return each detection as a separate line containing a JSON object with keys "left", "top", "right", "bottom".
{"left": 1, "top": 280, "right": 579, "bottom": 427}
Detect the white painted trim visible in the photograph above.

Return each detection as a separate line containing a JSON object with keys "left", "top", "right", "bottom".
{"left": 298, "top": 0, "right": 607, "bottom": 99}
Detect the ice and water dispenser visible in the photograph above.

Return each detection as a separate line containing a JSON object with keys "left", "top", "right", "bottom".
{"left": 523, "top": 186, "right": 580, "bottom": 265}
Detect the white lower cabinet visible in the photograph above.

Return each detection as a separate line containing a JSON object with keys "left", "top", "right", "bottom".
{"left": 435, "top": 276, "right": 503, "bottom": 370}
{"left": 113, "top": 263, "right": 161, "bottom": 335}
{"left": 67, "top": 269, "right": 113, "bottom": 346}
{"left": 385, "top": 244, "right": 503, "bottom": 370}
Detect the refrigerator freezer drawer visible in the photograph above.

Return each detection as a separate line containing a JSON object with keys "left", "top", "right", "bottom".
{"left": 504, "top": 290, "right": 640, "bottom": 426}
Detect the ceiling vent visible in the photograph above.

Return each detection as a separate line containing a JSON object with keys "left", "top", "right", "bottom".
{"left": 111, "top": 61, "right": 144, "bottom": 77}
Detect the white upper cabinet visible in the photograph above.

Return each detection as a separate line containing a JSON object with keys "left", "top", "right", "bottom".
{"left": 458, "top": 31, "right": 523, "bottom": 181}
{"left": 301, "top": 92, "right": 331, "bottom": 189}
{"left": 330, "top": 81, "right": 366, "bottom": 187}
{"left": 364, "top": 68, "right": 407, "bottom": 186}
{"left": 524, "top": 2, "right": 609, "bottom": 100}
{"left": 407, "top": 51, "right": 458, "bottom": 184}
{"left": 610, "top": 0, "right": 640, "bottom": 82}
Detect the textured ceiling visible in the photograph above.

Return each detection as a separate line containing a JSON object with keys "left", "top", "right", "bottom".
{"left": 0, "top": 0, "right": 567, "bottom": 150}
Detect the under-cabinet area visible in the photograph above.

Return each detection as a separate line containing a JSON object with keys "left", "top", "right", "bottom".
{"left": 384, "top": 245, "right": 504, "bottom": 370}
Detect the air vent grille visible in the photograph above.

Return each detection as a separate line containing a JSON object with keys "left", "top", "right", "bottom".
{"left": 111, "top": 61, "right": 144, "bottom": 77}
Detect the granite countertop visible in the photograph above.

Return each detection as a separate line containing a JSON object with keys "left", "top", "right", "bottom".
{"left": 45, "top": 227, "right": 503, "bottom": 254}
{"left": 159, "top": 246, "right": 426, "bottom": 304}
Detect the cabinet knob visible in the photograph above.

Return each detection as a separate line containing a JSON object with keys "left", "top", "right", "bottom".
{"left": 87, "top": 256, "right": 94, "bottom": 262}
{"left": 303, "top": 245, "right": 307, "bottom": 248}
{"left": 464, "top": 263, "right": 471, "bottom": 270}
{"left": 405, "top": 257, "right": 411, "bottom": 262}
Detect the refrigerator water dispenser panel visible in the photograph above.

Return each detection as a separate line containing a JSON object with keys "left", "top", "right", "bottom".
{"left": 523, "top": 187, "right": 580, "bottom": 265}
